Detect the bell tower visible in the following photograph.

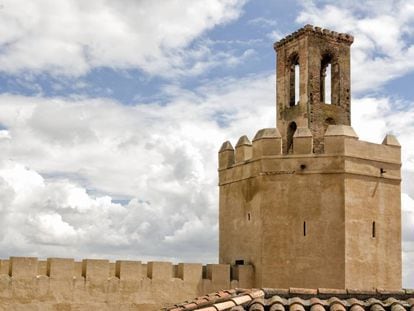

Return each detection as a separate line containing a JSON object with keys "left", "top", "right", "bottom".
{"left": 218, "top": 25, "right": 401, "bottom": 290}
{"left": 274, "top": 24, "right": 353, "bottom": 153}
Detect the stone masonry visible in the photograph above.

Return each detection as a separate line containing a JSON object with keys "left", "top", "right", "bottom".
{"left": 219, "top": 25, "right": 401, "bottom": 290}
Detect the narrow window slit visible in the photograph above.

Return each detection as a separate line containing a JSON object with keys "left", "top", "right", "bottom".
{"left": 247, "top": 213, "right": 251, "bottom": 221}
{"left": 372, "top": 221, "right": 376, "bottom": 238}
{"left": 303, "top": 221, "right": 307, "bottom": 236}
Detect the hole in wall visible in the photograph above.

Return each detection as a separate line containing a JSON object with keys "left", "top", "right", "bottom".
{"left": 247, "top": 213, "right": 251, "bottom": 221}
{"left": 303, "top": 221, "right": 307, "bottom": 236}
{"left": 372, "top": 221, "right": 376, "bottom": 238}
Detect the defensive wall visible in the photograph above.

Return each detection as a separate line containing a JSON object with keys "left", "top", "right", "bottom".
{"left": 0, "top": 256, "right": 253, "bottom": 310}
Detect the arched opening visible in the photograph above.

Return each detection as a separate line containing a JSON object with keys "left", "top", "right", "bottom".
{"left": 287, "top": 121, "right": 297, "bottom": 153}
{"left": 320, "top": 54, "right": 333, "bottom": 104}
{"left": 289, "top": 54, "right": 300, "bottom": 107}
{"left": 324, "top": 117, "right": 336, "bottom": 133}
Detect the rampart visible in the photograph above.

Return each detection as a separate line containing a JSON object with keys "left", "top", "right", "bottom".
{"left": 0, "top": 257, "right": 254, "bottom": 310}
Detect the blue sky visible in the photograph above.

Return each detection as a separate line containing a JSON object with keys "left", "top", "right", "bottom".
{"left": 0, "top": 0, "right": 413, "bottom": 288}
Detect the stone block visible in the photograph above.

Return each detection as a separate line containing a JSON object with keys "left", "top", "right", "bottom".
{"left": 252, "top": 128, "right": 282, "bottom": 157}
{"left": 74, "top": 261, "right": 83, "bottom": 278}
{"left": 177, "top": 263, "right": 202, "bottom": 283}
{"left": 206, "top": 264, "right": 230, "bottom": 290}
{"left": 231, "top": 265, "right": 254, "bottom": 288}
{"left": 382, "top": 134, "right": 400, "bottom": 147}
{"left": 37, "top": 260, "right": 47, "bottom": 276}
{"left": 293, "top": 127, "right": 313, "bottom": 154}
{"left": 235, "top": 135, "right": 252, "bottom": 163}
{"left": 0, "top": 260, "right": 9, "bottom": 275}
{"left": 147, "top": 261, "right": 172, "bottom": 280}
{"left": 10, "top": 257, "right": 38, "bottom": 278}
{"left": 115, "top": 260, "right": 142, "bottom": 281}
{"left": 324, "top": 125, "right": 358, "bottom": 154}
{"left": 219, "top": 141, "right": 235, "bottom": 169}
{"left": 47, "top": 258, "right": 75, "bottom": 279}
{"left": 82, "top": 259, "right": 109, "bottom": 280}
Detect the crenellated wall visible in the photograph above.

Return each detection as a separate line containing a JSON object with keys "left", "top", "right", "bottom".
{"left": 218, "top": 125, "right": 401, "bottom": 290}
{"left": 0, "top": 257, "right": 254, "bottom": 310}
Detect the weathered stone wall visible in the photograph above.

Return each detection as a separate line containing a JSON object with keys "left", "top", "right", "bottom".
{"left": 0, "top": 257, "right": 254, "bottom": 310}
{"left": 218, "top": 125, "right": 401, "bottom": 290}
{"left": 275, "top": 25, "right": 353, "bottom": 154}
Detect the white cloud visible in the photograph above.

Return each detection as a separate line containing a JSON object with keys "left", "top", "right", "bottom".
{"left": 296, "top": 0, "right": 414, "bottom": 93}
{"left": 0, "top": 73, "right": 275, "bottom": 263}
{"left": 0, "top": 0, "right": 245, "bottom": 77}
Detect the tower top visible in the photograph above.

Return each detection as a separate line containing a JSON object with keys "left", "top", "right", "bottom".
{"left": 274, "top": 25, "right": 354, "bottom": 153}
{"left": 274, "top": 24, "right": 354, "bottom": 50}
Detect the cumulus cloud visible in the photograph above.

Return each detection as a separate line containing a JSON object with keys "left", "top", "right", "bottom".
{"left": 296, "top": 0, "right": 414, "bottom": 93}
{"left": 0, "top": 0, "right": 245, "bottom": 77}
{"left": 0, "top": 73, "right": 275, "bottom": 263}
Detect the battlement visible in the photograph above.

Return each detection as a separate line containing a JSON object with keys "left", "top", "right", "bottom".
{"left": 0, "top": 256, "right": 254, "bottom": 309}
{"left": 219, "top": 125, "right": 401, "bottom": 185}
{"left": 219, "top": 124, "right": 402, "bottom": 289}
{"left": 274, "top": 24, "right": 354, "bottom": 50}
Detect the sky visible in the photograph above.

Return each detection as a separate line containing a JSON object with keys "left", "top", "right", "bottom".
{"left": 0, "top": 0, "right": 413, "bottom": 287}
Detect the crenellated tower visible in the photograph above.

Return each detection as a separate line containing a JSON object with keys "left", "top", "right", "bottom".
{"left": 218, "top": 25, "right": 402, "bottom": 290}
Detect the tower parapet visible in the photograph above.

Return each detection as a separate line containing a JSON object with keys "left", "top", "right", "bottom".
{"left": 218, "top": 126, "right": 401, "bottom": 289}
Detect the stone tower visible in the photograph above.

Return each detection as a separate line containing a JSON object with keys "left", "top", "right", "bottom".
{"left": 218, "top": 25, "right": 402, "bottom": 289}
{"left": 275, "top": 24, "right": 352, "bottom": 154}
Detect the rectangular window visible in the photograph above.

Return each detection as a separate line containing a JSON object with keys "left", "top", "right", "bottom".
{"left": 372, "top": 221, "right": 376, "bottom": 238}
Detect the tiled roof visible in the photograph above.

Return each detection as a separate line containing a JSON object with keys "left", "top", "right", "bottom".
{"left": 164, "top": 288, "right": 414, "bottom": 311}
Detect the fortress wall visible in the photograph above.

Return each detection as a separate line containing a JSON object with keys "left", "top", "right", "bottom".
{"left": 0, "top": 257, "right": 254, "bottom": 310}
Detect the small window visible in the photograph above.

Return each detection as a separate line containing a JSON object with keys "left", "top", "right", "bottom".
{"left": 303, "top": 221, "right": 307, "bottom": 236}
{"left": 247, "top": 213, "right": 251, "bottom": 221}
{"left": 372, "top": 221, "right": 376, "bottom": 238}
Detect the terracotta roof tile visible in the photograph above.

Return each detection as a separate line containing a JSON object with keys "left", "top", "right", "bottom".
{"left": 164, "top": 288, "right": 414, "bottom": 311}
{"left": 310, "top": 304, "right": 325, "bottom": 311}
{"left": 349, "top": 305, "right": 365, "bottom": 311}
{"left": 290, "top": 288, "right": 318, "bottom": 295}
{"left": 214, "top": 301, "right": 236, "bottom": 310}
{"left": 269, "top": 302, "right": 285, "bottom": 311}
{"left": 318, "top": 288, "right": 348, "bottom": 296}
{"left": 247, "top": 290, "right": 264, "bottom": 299}
{"left": 288, "top": 302, "right": 305, "bottom": 311}
{"left": 250, "top": 303, "right": 265, "bottom": 311}
{"left": 231, "top": 295, "right": 252, "bottom": 305}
